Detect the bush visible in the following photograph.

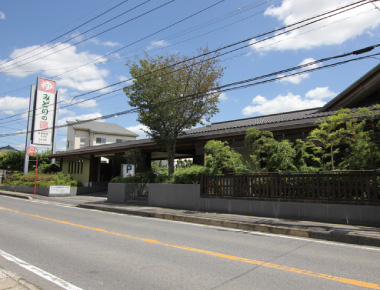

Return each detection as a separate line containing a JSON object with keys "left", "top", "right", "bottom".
{"left": 39, "top": 163, "right": 60, "bottom": 174}
{"left": 110, "top": 171, "right": 156, "bottom": 184}
{"left": 171, "top": 165, "right": 209, "bottom": 184}
{"left": 3, "top": 171, "right": 79, "bottom": 187}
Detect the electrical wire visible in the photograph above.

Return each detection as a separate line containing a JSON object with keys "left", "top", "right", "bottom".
{"left": 1, "top": 49, "right": 379, "bottom": 138}
{"left": 0, "top": 0, "right": 375, "bottom": 125}
{"left": 0, "top": 0, "right": 131, "bottom": 67}
{"left": 0, "top": 0, "right": 174, "bottom": 73}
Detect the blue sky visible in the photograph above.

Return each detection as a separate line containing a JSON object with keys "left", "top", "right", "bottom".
{"left": 1, "top": 0, "right": 380, "bottom": 152}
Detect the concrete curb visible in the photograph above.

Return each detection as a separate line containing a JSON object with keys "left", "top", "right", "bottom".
{"left": 0, "top": 190, "right": 33, "bottom": 200}
{"left": 78, "top": 203, "right": 380, "bottom": 248}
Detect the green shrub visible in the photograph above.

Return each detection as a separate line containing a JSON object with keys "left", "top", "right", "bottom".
{"left": 3, "top": 171, "right": 79, "bottom": 187}
{"left": 39, "top": 163, "right": 60, "bottom": 174}
{"left": 171, "top": 165, "right": 209, "bottom": 184}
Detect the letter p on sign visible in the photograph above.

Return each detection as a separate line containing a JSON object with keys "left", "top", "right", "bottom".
{"left": 122, "top": 164, "right": 135, "bottom": 177}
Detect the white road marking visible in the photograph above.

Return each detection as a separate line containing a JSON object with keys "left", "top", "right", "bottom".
{"left": 0, "top": 249, "right": 83, "bottom": 290}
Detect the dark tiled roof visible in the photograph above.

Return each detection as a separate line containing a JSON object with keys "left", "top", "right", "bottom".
{"left": 183, "top": 108, "right": 331, "bottom": 138}
{"left": 51, "top": 108, "right": 335, "bottom": 157}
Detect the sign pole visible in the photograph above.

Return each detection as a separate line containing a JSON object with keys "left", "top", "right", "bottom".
{"left": 33, "top": 152, "right": 39, "bottom": 195}
{"left": 24, "top": 85, "right": 36, "bottom": 175}
{"left": 51, "top": 90, "right": 59, "bottom": 164}
{"left": 27, "top": 147, "right": 38, "bottom": 194}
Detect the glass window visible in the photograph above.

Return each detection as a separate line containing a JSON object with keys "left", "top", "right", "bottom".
{"left": 96, "top": 137, "right": 106, "bottom": 144}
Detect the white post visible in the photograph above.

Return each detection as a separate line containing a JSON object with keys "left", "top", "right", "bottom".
{"left": 51, "top": 90, "right": 59, "bottom": 163}
{"left": 24, "top": 85, "right": 36, "bottom": 174}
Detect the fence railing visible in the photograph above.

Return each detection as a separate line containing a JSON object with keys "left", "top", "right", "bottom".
{"left": 200, "top": 171, "right": 380, "bottom": 204}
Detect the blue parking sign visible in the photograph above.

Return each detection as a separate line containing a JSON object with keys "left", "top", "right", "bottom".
{"left": 121, "top": 164, "right": 135, "bottom": 178}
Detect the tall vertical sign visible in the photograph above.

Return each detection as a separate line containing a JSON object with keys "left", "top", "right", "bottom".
{"left": 32, "top": 77, "right": 57, "bottom": 146}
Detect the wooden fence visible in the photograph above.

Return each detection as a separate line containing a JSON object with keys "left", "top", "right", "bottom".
{"left": 200, "top": 171, "right": 380, "bottom": 204}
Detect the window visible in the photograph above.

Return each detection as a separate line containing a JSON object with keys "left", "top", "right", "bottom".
{"left": 116, "top": 139, "right": 125, "bottom": 143}
{"left": 68, "top": 160, "right": 84, "bottom": 174}
{"left": 79, "top": 138, "right": 86, "bottom": 148}
{"left": 96, "top": 137, "right": 106, "bottom": 144}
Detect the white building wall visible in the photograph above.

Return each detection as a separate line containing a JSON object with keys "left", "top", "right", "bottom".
{"left": 92, "top": 133, "right": 136, "bottom": 146}
{"left": 67, "top": 126, "right": 137, "bottom": 150}
{"left": 74, "top": 130, "right": 90, "bottom": 149}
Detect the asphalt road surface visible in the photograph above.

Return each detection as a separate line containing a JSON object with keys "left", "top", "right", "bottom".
{"left": 1, "top": 195, "right": 380, "bottom": 290}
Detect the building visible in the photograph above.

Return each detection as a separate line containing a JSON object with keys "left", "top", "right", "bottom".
{"left": 0, "top": 145, "right": 18, "bottom": 153}
{"left": 51, "top": 63, "right": 380, "bottom": 186}
{"left": 66, "top": 120, "right": 138, "bottom": 150}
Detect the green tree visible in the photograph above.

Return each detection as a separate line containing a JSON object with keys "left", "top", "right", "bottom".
{"left": 245, "top": 127, "right": 301, "bottom": 172}
{"left": 338, "top": 107, "right": 380, "bottom": 170}
{"left": 124, "top": 48, "right": 224, "bottom": 178}
{"left": 293, "top": 139, "right": 314, "bottom": 171}
{"left": 245, "top": 127, "right": 274, "bottom": 171}
{"left": 204, "top": 140, "right": 247, "bottom": 174}
{"left": 307, "top": 107, "right": 380, "bottom": 170}
{"left": 307, "top": 109, "right": 350, "bottom": 170}
{"left": 265, "top": 139, "right": 297, "bottom": 172}
{"left": 0, "top": 150, "right": 24, "bottom": 171}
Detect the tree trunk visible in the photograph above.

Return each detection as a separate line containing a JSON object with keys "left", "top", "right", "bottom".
{"left": 166, "top": 141, "right": 177, "bottom": 179}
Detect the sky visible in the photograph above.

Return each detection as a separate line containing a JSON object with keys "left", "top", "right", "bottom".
{"left": 1, "top": 0, "right": 380, "bottom": 152}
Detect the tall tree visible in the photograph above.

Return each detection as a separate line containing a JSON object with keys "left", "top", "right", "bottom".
{"left": 124, "top": 48, "right": 224, "bottom": 178}
{"left": 307, "top": 109, "right": 350, "bottom": 170}
{"left": 204, "top": 140, "right": 247, "bottom": 174}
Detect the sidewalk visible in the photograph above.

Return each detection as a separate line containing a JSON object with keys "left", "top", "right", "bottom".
{"left": 0, "top": 267, "right": 38, "bottom": 290}
{"left": 1, "top": 190, "right": 380, "bottom": 248}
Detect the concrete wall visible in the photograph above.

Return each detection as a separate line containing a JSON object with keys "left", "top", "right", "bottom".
{"left": 145, "top": 184, "right": 380, "bottom": 227}
{"left": 108, "top": 183, "right": 149, "bottom": 203}
{"left": 148, "top": 184, "right": 200, "bottom": 210}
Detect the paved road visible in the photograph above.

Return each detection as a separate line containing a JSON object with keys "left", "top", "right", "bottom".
{"left": 1, "top": 195, "right": 380, "bottom": 290}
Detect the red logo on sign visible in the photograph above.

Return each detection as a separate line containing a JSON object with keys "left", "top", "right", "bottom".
{"left": 40, "top": 121, "right": 49, "bottom": 129}
{"left": 38, "top": 78, "right": 56, "bottom": 93}
{"left": 27, "top": 147, "right": 38, "bottom": 156}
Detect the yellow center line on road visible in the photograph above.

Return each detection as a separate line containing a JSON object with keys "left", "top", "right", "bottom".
{"left": 1, "top": 205, "right": 379, "bottom": 289}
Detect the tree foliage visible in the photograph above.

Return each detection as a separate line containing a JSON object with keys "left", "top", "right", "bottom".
{"left": 0, "top": 150, "right": 58, "bottom": 172}
{"left": 307, "top": 107, "right": 380, "bottom": 170}
{"left": 124, "top": 48, "right": 224, "bottom": 178}
{"left": 244, "top": 106, "right": 380, "bottom": 172}
{"left": 204, "top": 140, "right": 248, "bottom": 174}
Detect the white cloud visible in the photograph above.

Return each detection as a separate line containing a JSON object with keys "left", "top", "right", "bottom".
{"left": 277, "top": 73, "right": 309, "bottom": 84}
{"left": 0, "top": 11, "right": 5, "bottom": 20}
{"left": 278, "top": 57, "right": 320, "bottom": 84}
{"left": 0, "top": 43, "right": 109, "bottom": 92}
{"left": 242, "top": 89, "right": 330, "bottom": 116}
{"left": 219, "top": 92, "right": 228, "bottom": 101}
{"left": 76, "top": 99, "right": 97, "bottom": 108}
{"left": 305, "top": 86, "right": 336, "bottom": 100}
{"left": 89, "top": 38, "right": 120, "bottom": 47}
{"left": 0, "top": 96, "right": 29, "bottom": 114}
{"left": 250, "top": 0, "right": 380, "bottom": 52}
{"left": 125, "top": 124, "right": 149, "bottom": 138}
{"left": 147, "top": 40, "right": 170, "bottom": 50}
{"left": 58, "top": 112, "right": 103, "bottom": 126}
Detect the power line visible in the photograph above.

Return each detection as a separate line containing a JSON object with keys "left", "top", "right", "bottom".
{"left": 0, "top": 0, "right": 173, "bottom": 73}
{"left": 1, "top": 49, "right": 379, "bottom": 138}
{"left": 0, "top": 0, "right": 366, "bottom": 98}
{"left": 0, "top": 0, "right": 374, "bottom": 124}
{"left": 0, "top": 0, "right": 227, "bottom": 98}
{"left": 0, "top": 0, "right": 131, "bottom": 67}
